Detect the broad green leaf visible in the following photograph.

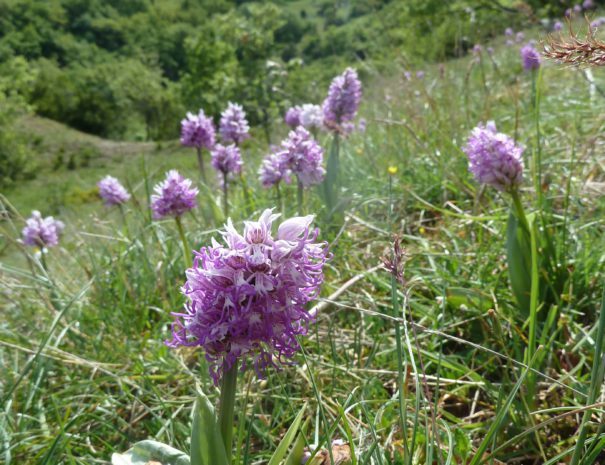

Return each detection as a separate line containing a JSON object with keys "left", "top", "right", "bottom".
{"left": 284, "top": 419, "right": 310, "bottom": 465}
{"left": 268, "top": 403, "right": 307, "bottom": 465}
{"left": 190, "top": 392, "right": 229, "bottom": 465}
{"left": 506, "top": 211, "right": 531, "bottom": 315}
{"left": 111, "top": 440, "right": 190, "bottom": 465}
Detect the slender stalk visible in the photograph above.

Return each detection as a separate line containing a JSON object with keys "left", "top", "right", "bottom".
{"left": 196, "top": 147, "right": 207, "bottom": 184}
{"left": 570, "top": 287, "right": 605, "bottom": 465}
{"left": 218, "top": 363, "right": 238, "bottom": 465}
{"left": 510, "top": 188, "right": 530, "bottom": 235}
{"left": 174, "top": 216, "right": 192, "bottom": 269}
{"left": 325, "top": 134, "right": 340, "bottom": 214}
{"left": 297, "top": 179, "right": 304, "bottom": 215}
{"left": 275, "top": 184, "right": 284, "bottom": 216}
{"left": 222, "top": 173, "right": 229, "bottom": 218}
{"left": 118, "top": 204, "right": 130, "bottom": 238}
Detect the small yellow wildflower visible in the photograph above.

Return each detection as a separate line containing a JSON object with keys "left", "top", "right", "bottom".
{"left": 387, "top": 166, "right": 398, "bottom": 175}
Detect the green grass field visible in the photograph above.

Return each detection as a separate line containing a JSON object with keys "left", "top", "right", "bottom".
{"left": 4, "top": 21, "right": 605, "bottom": 465}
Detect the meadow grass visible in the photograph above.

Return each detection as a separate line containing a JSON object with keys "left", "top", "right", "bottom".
{"left": 3, "top": 25, "right": 605, "bottom": 465}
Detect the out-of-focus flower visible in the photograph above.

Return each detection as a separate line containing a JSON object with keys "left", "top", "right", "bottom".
{"left": 574, "top": 4, "right": 583, "bottom": 13}
{"left": 166, "top": 209, "right": 329, "bottom": 384}
{"left": 565, "top": 8, "right": 572, "bottom": 17}
{"left": 506, "top": 39, "right": 514, "bottom": 46}
{"left": 516, "top": 31, "right": 525, "bottom": 43}
{"left": 97, "top": 175, "right": 130, "bottom": 207}
{"left": 472, "top": 44, "right": 482, "bottom": 55}
{"left": 487, "top": 46, "right": 495, "bottom": 56}
{"left": 404, "top": 71, "right": 412, "bottom": 81}
{"left": 279, "top": 127, "right": 325, "bottom": 187}
{"left": 388, "top": 166, "right": 398, "bottom": 175}
{"left": 211, "top": 144, "right": 243, "bottom": 177}
{"left": 505, "top": 27, "right": 514, "bottom": 36}
{"left": 520, "top": 43, "right": 541, "bottom": 70}
{"left": 584, "top": 0, "right": 595, "bottom": 9}
{"left": 219, "top": 102, "right": 250, "bottom": 145}
{"left": 285, "top": 106, "right": 302, "bottom": 128}
{"left": 462, "top": 121, "right": 524, "bottom": 192}
{"left": 22, "top": 211, "right": 64, "bottom": 248}
{"left": 258, "top": 150, "right": 291, "bottom": 188}
{"left": 180, "top": 110, "right": 216, "bottom": 149}
{"left": 299, "top": 104, "right": 324, "bottom": 130}
{"left": 151, "top": 170, "right": 198, "bottom": 219}
{"left": 416, "top": 70, "right": 425, "bottom": 79}
{"left": 322, "top": 68, "right": 362, "bottom": 131}
{"left": 357, "top": 118, "right": 367, "bottom": 133}
{"left": 553, "top": 21, "right": 563, "bottom": 31}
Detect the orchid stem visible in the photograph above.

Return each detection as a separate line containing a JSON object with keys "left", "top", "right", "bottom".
{"left": 218, "top": 363, "right": 238, "bottom": 465}
{"left": 175, "top": 216, "right": 192, "bottom": 269}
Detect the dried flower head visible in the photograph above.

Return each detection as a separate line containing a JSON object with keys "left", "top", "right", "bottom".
{"left": 97, "top": 175, "right": 130, "bottom": 207}
{"left": 219, "top": 102, "right": 250, "bottom": 145}
{"left": 22, "top": 211, "right": 64, "bottom": 248}
{"left": 211, "top": 144, "right": 243, "bottom": 177}
{"left": 166, "top": 209, "right": 329, "bottom": 383}
{"left": 322, "top": 68, "right": 362, "bottom": 131}
{"left": 544, "top": 22, "right": 605, "bottom": 67}
{"left": 181, "top": 110, "right": 216, "bottom": 149}
{"left": 150, "top": 170, "right": 199, "bottom": 219}
{"left": 463, "top": 121, "right": 524, "bottom": 192}
{"left": 279, "top": 127, "right": 325, "bottom": 187}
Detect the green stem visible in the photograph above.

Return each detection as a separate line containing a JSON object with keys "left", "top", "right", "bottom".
{"left": 196, "top": 147, "right": 207, "bottom": 184}
{"left": 510, "top": 188, "right": 530, "bottom": 235}
{"left": 276, "top": 184, "right": 284, "bottom": 216}
{"left": 222, "top": 173, "right": 229, "bottom": 218}
{"left": 118, "top": 204, "right": 130, "bottom": 238}
{"left": 175, "top": 216, "right": 192, "bottom": 269}
{"left": 218, "top": 363, "right": 238, "bottom": 465}
{"left": 297, "top": 179, "right": 304, "bottom": 215}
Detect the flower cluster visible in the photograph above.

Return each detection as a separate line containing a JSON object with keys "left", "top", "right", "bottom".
{"left": 219, "top": 102, "right": 250, "bottom": 145}
{"left": 97, "top": 176, "right": 130, "bottom": 207}
{"left": 151, "top": 170, "right": 199, "bottom": 219}
{"left": 278, "top": 127, "right": 325, "bottom": 187}
{"left": 166, "top": 209, "right": 329, "bottom": 383}
{"left": 22, "top": 211, "right": 64, "bottom": 248}
{"left": 180, "top": 110, "right": 216, "bottom": 149}
{"left": 322, "top": 68, "right": 362, "bottom": 130}
{"left": 463, "top": 121, "right": 524, "bottom": 192}
{"left": 299, "top": 104, "right": 324, "bottom": 130}
{"left": 520, "top": 44, "right": 541, "bottom": 71}
{"left": 258, "top": 150, "right": 291, "bottom": 188}
{"left": 211, "top": 144, "right": 243, "bottom": 177}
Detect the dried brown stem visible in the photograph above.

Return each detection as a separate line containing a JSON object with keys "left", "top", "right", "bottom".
{"left": 544, "top": 18, "right": 605, "bottom": 67}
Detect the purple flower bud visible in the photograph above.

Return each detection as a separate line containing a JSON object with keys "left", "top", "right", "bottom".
{"left": 219, "top": 102, "right": 250, "bottom": 145}
{"left": 584, "top": 0, "right": 595, "bottom": 9}
{"left": 553, "top": 21, "right": 563, "bottom": 31}
{"left": 322, "top": 68, "right": 362, "bottom": 130}
{"left": 520, "top": 43, "right": 541, "bottom": 71}
{"left": 211, "top": 144, "right": 243, "bottom": 177}
{"left": 279, "top": 127, "right": 325, "bottom": 187}
{"left": 166, "top": 209, "right": 329, "bottom": 384}
{"left": 403, "top": 71, "right": 412, "bottom": 81}
{"left": 515, "top": 32, "right": 525, "bottom": 43}
{"left": 565, "top": 8, "right": 572, "bottom": 18}
{"left": 258, "top": 151, "right": 291, "bottom": 188}
{"left": 285, "top": 106, "right": 302, "bottom": 128}
{"left": 463, "top": 121, "right": 524, "bottom": 192}
{"left": 505, "top": 27, "right": 514, "bottom": 36}
{"left": 150, "top": 170, "right": 199, "bottom": 219}
{"left": 574, "top": 4, "right": 582, "bottom": 13}
{"left": 97, "top": 175, "right": 130, "bottom": 207}
{"left": 180, "top": 110, "right": 216, "bottom": 150}
{"left": 472, "top": 44, "right": 482, "bottom": 55}
{"left": 22, "top": 211, "right": 64, "bottom": 248}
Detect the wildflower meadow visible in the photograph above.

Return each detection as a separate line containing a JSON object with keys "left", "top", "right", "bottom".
{"left": 4, "top": 1, "right": 605, "bottom": 464}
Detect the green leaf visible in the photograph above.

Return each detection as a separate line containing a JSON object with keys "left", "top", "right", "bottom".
{"left": 284, "top": 418, "right": 310, "bottom": 465}
{"left": 190, "top": 392, "right": 229, "bottom": 465}
{"left": 268, "top": 403, "right": 307, "bottom": 465}
{"left": 111, "top": 440, "right": 190, "bottom": 465}
{"left": 506, "top": 211, "right": 532, "bottom": 315}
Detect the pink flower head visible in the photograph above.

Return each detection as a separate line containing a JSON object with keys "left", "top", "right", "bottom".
{"left": 97, "top": 175, "right": 130, "bottom": 206}
{"left": 258, "top": 150, "right": 291, "bottom": 188}
{"left": 284, "top": 106, "right": 302, "bottom": 128}
{"left": 322, "top": 68, "right": 362, "bottom": 131}
{"left": 211, "top": 144, "right": 243, "bottom": 177}
{"left": 166, "top": 209, "right": 329, "bottom": 384}
{"left": 180, "top": 110, "right": 216, "bottom": 149}
{"left": 463, "top": 121, "right": 524, "bottom": 192}
{"left": 150, "top": 170, "right": 198, "bottom": 219}
{"left": 279, "top": 127, "right": 325, "bottom": 187}
{"left": 520, "top": 43, "right": 541, "bottom": 71}
{"left": 219, "top": 102, "right": 250, "bottom": 145}
{"left": 22, "top": 211, "right": 64, "bottom": 248}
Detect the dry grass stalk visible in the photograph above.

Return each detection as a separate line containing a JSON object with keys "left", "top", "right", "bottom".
{"left": 544, "top": 20, "right": 605, "bottom": 67}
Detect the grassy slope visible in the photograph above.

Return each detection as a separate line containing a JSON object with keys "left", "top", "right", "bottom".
{"left": 3, "top": 23, "right": 605, "bottom": 464}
